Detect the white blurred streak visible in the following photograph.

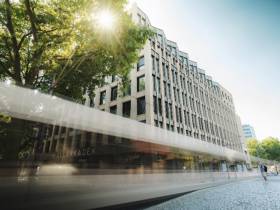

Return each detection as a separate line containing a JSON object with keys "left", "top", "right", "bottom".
{"left": 36, "top": 164, "right": 77, "bottom": 176}
{"left": 0, "top": 83, "right": 246, "bottom": 162}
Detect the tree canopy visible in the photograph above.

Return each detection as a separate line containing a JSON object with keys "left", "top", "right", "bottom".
{"left": 0, "top": 0, "right": 152, "bottom": 101}
{"left": 246, "top": 137, "right": 280, "bottom": 161}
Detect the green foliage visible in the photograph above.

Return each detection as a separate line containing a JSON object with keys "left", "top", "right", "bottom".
{"left": 246, "top": 138, "right": 258, "bottom": 156}
{"left": 0, "top": 0, "right": 153, "bottom": 101}
{"left": 246, "top": 137, "right": 280, "bottom": 161}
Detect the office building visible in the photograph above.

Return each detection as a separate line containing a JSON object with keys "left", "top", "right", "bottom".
{"left": 242, "top": 124, "right": 256, "bottom": 139}
{"left": 92, "top": 5, "right": 243, "bottom": 153}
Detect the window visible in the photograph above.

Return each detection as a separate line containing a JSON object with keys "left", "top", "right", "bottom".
{"left": 137, "top": 96, "right": 146, "bottom": 115}
{"left": 45, "top": 141, "right": 50, "bottom": 153}
{"left": 123, "top": 82, "right": 131, "bottom": 97}
{"left": 61, "top": 127, "right": 66, "bottom": 134}
{"left": 66, "top": 137, "right": 72, "bottom": 148}
{"left": 157, "top": 78, "right": 161, "bottom": 93}
{"left": 110, "top": 105, "right": 117, "bottom": 114}
{"left": 175, "top": 72, "right": 178, "bottom": 85}
{"left": 154, "top": 120, "right": 158, "bottom": 127}
{"left": 100, "top": 91, "right": 106, "bottom": 105}
{"left": 156, "top": 58, "right": 160, "bottom": 74}
{"left": 111, "top": 86, "right": 118, "bottom": 101}
{"left": 112, "top": 75, "right": 116, "bottom": 82}
{"left": 180, "top": 75, "right": 183, "bottom": 88}
{"left": 166, "top": 65, "right": 170, "bottom": 79}
{"left": 179, "top": 108, "right": 182, "bottom": 123}
{"left": 90, "top": 97, "right": 95, "bottom": 107}
{"left": 54, "top": 126, "right": 59, "bottom": 135}
{"left": 166, "top": 124, "right": 170, "bottom": 130}
{"left": 162, "top": 63, "right": 166, "bottom": 78}
{"left": 158, "top": 98, "right": 162, "bottom": 116}
{"left": 152, "top": 55, "right": 155, "bottom": 71}
{"left": 153, "top": 75, "right": 156, "bottom": 92}
{"left": 153, "top": 96, "right": 158, "bottom": 114}
{"left": 173, "top": 88, "right": 177, "bottom": 101}
{"left": 51, "top": 140, "right": 57, "bottom": 152}
{"left": 168, "top": 84, "right": 171, "bottom": 99}
{"left": 75, "top": 134, "right": 81, "bottom": 149}
{"left": 165, "top": 102, "right": 169, "bottom": 118}
{"left": 177, "top": 89, "right": 180, "bottom": 103}
{"left": 163, "top": 81, "right": 167, "bottom": 97}
{"left": 137, "top": 56, "right": 144, "bottom": 71}
{"left": 137, "top": 75, "right": 145, "bottom": 92}
{"left": 169, "top": 104, "right": 173, "bottom": 119}
{"left": 122, "top": 101, "right": 131, "bottom": 117}
{"left": 182, "top": 93, "right": 185, "bottom": 106}
{"left": 85, "top": 132, "right": 91, "bottom": 147}
{"left": 175, "top": 106, "right": 179, "bottom": 122}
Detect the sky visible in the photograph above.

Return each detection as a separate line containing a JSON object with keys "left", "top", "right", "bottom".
{"left": 129, "top": 0, "right": 280, "bottom": 140}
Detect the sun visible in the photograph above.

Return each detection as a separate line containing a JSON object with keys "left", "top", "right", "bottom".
{"left": 96, "top": 10, "right": 116, "bottom": 30}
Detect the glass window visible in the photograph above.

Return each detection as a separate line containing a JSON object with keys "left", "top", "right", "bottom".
{"left": 137, "top": 96, "right": 146, "bottom": 115}
{"left": 100, "top": 91, "right": 106, "bottom": 105}
{"left": 123, "top": 82, "right": 131, "bottom": 97}
{"left": 154, "top": 120, "right": 158, "bottom": 127}
{"left": 90, "top": 97, "right": 95, "bottom": 107}
{"left": 153, "top": 96, "right": 157, "bottom": 114}
{"left": 110, "top": 105, "right": 117, "bottom": 114}
{"left": 175, "top": 106, "right": 179, "bottom": 122}
{"left": 179, "top": 108, "right": 182, "bottom": 123}
{"left": 165, "top": 102, "right": 169, "bottom": 118}
{"left": 158, "top": 98, "right": 162, "bottom": 116}
{"left": 169, "top": 103, "right": 173, "bottom": 119}
{"left": 163, "top": 81, "right": 167, "bottom": 97}
{"left": 112, "top": 75, "right": 116, "bottom": 82}
{"left": 153, "top": 75, "right": 156, "bottom": 92}
{"left": 151, "top": 55, "right": 155, "bottom": 71}
{"left": 51, "top": 140, "right": 57, "bottom": 152}
{"left": 122, "top": 101, "right": 131, "bottom": 118}
{"left": 168, "top": 84, "right": 171, "bottom": 99}
{"left": 157, "top": 78, "right": 161, "bottom": 93}
{"left": 54, "top": 126, "right": 59, "bottom": 135}
{"left": 173, "top": 88, "right": 177, "bottom": 101}
{"left": 162, "top": 63, "right": 166, "bottom": 78}
{"left": 177, "top": 89, "right": 180, "bottom": 103}
{"left": 156, "top": 58, "right": 160, "bottom": 74}
{"left": 137, "top": 75, "right": 145, "bottom": 92}
{"left": 137, "top": 56, "right": 144, "bottom": 71}
{"left": 111, "top": 86, "right": 118, "bottom": 101}
{"left": 166, "top": 65, "right": 170, "bottom": 79}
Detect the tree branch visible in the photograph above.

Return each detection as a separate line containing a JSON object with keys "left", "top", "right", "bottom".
{"left": 4, "top": 0, "right": 22, "bottom": 84}
{"left": 24, "top": 0, "right": 38, "bottom": 42}
{"left": 18, "top": 31, "right": 32, "bottom": 50}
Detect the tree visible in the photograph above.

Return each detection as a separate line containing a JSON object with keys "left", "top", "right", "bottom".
{"left": 259, "top": 137, "right": 280, "bottom": 161}
{"left": 246, "top": 138, "right": 259, "bottom": 157}
{"left": 0, "top": 0, "right": 152, "bottom": 101}
{"left": 246, "top": 137, "right": 280, "bottom": 161}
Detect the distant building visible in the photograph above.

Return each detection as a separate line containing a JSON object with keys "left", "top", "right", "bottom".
{"left": 242, "top": 124, "right": 256, "bottom": 139}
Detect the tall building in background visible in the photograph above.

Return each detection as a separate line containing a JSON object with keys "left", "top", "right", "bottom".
{"left": 242, "top": 124, "right": 256, "bottom": 139}
{"left": 91, "top": 5, "right": 243, "bottom": 153}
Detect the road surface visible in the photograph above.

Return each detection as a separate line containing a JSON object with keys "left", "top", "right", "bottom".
{"left": 147, "top": 176, "right": 280, "bottom": 210}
